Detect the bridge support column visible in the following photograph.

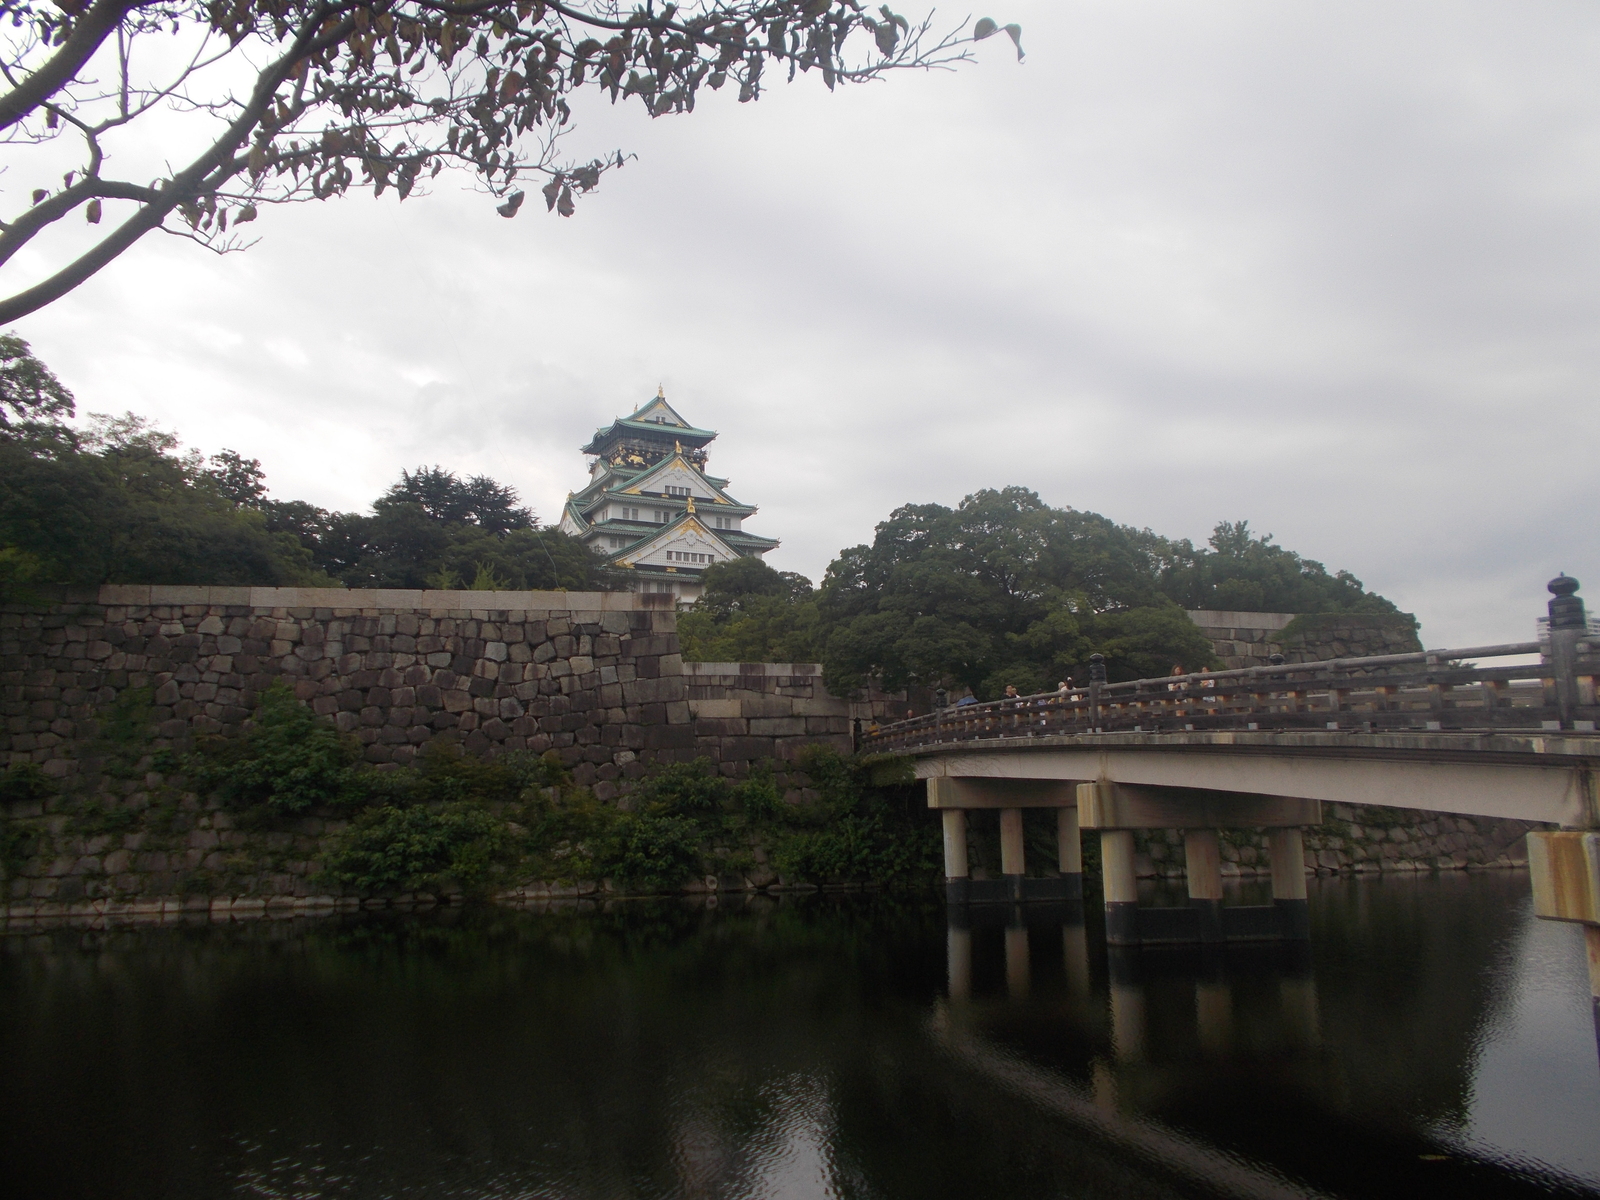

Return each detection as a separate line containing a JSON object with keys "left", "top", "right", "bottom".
{"left": 927, "top": 777, "right": 1082, "bottom": 903}
{"left": 1589, "top": 928, "right": 1600, "bottom": 1052}
{"left": 1101, "top": 829, "right": 1140, "bottom": 945}
{"left": 941, "top": 810, "right": 970, "bottom": 904}
{"left": 1000, "top": 808, "right": 1026, "bottom": 901}
{"left": 1270, "top": 827, "right": 1311, "bottom": 939}
{"left": 1080, "top": 780, "right": 1318, "bottom": 945}
{"left": 1184, "top": 830, "right": 1224, "bottom": 943}
{"left": 1058, "top": 806, "right": 1084, "bottom": 900}
{"left": 1529, "top": 829, "right": 1600, "bottom": 1061}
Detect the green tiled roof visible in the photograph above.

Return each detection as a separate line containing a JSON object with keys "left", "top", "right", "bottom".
{"left": 581, "top": 416, "right": 717, "bottom": 454}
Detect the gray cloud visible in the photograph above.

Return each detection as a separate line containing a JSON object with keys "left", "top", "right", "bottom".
{"left": 11, "top": 0, "right": 1599, "bottom": 646}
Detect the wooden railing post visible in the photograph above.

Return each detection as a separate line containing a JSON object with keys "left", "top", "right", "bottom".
{"left": 1089, "top": 653, "right": 1106, "bottom": 727}
{"left": 1548, "top": 575, "right": 1587, "bottom": 730}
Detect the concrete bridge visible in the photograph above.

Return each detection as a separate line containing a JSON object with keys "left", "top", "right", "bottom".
{"left": 862, "top": 577, "right": 1600, "bottom": 1041}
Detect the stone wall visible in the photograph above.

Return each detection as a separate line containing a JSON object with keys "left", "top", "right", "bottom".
{"left": 1187, "top": 609, "right": 1423, "bottom": 669}
{"left": 1, "top": 586, "right": 871, "bottom": 796}
{"left": 1128, "top": 803, "right": 1536, "bottom": 880}
{"left": 0, "top": 587, "right": 883, "bottom": 917}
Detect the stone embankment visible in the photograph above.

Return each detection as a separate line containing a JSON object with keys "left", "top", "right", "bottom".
{"left": 1187, "top": 609, "right": 1423, "bottom": 669}
{"left": 1, "top": 586, "right": 893, "bottom": 920}
{"left": 1129, "top": 803, "right": 1535, "bottom": 881}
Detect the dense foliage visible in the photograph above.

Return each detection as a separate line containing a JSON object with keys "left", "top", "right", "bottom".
{"left": 182, "top": 687, "right": 938, "bottom": 896}
{"left": 679, "top": 489, "right": 1400, "bottom": 699}
{"left": 0, "top": 406, "right": 325, "bottom": 594}
{"left": 188, "top": 683, "right": 368, "bottom": 815}
{"left": 676, "top": 556, "right": 819, "bottom": 662}
{"left": 0, "top": 334, "right": 603, "bottom": 597}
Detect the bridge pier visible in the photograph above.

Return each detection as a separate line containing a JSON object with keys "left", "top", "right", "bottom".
{"left": 1529, "top": 830, "right": 1600, "bottom": 1059}
{"left": 1080, "top": 781, "right": 1319, "bottom": 947}
{"left": 1000, "top": 808, "right": 1026, "bottom": 901}
{"left": 927, "top": 777, "right": 1084, "bottom": 903}
{"left": 941, "top": 809, "right": 969, "bottom": 904}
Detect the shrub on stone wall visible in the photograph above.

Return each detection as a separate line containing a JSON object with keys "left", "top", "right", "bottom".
{"left": 765, "top": 747, "right": 941, "bottom": 887}
{"left": 188, "top": 682, "right": 367, "bottom": 816}
{"left": 319, "top": 802, "right": 514, "bottom": 895}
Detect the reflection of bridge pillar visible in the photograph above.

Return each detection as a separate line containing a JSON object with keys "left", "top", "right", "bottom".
{"left": 1005, "top": 913, "right": 1031, "bottom": 998}
{"left": 1000, "top": 808, "right": 1026, "bottom": 901}
{"left": 1270, "top": 827, "right": 1311, "bottom": 938}
{"left": 1195, "top": 976, "right": 1232, "bottom": 1054}
{"left": 1184, "top": 830, "right": 1224, "bottom": 943}
{"left": 1280, "top": 975, "right": 1321, "bottom": 1047}
{"left": 1108, "top": 949, "right": 1146, "bottom": 1062}
{"left": 1063, "top": 919, "right": 1090, "bottom": 997}
{"left": 941, "top": 809, "right": 969, "bottom": 904}
{"left": 947, "top": 913, "right": 972, "bottom": 1001}
{"left": 1101, "top": 829, "right": 1140, "bottom": 945}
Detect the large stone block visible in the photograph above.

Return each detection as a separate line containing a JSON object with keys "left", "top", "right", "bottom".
{"left": 644, "top": 724, "right": 697, "bottom": 750}
{"left": 720, "top": 736, "right": 777, "bottom": 761}
{"left": 684, "top": 700, "right": 739, "bottom": 720}
{"left": 623, "top": 677, "right": 686, "bottom": 705}
{"left": 804, "top": 716, "right": 850, "bottom": 735}
{"left": 695, "top": 718, "right": 748, "bottom": 737}
{"left": 739, "top": 696, "right": 794, "bottom": 719}
{"left": 750, "top": 717, "right": 806, "bottom": 737}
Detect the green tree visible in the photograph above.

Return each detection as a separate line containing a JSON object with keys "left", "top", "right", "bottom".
{"left": 677, "top": 557, "right": 818, "bottom": 662}
{"left": 1155, "top": 520, "right": 1399, "bottom": 615}
{"left": 309, "top": 467, "right": 604, "bottom": 590}
{"left": 817, "top": 487, "right": 1200, "bottom": 697}
{"left": 814, "top": 489, "right": 1403, "bottom": 698}
{"left": 0, "top": 2, "right": 1017, "bottom": 322}
{"left": 0, "top": 331, "right": 75, "bottom": 443}
{"left": 0, "top": 409, "right": 324, "bottom": 588}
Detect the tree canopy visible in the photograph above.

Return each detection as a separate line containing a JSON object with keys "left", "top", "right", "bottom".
{"left": 0, "top": 402, "right": 324, "bottom": 592}
{"left": 670, "top": 486, "right": 1404, "bottom": 699}
{"left": 293, "top": 470, "right": 599, "bottom": 590}
{"left": 676, "top": 556, "right": 817, "bottom": 662}
{"left": 0, "top": 333, "right": 602, "bottom": 596}
{"left": 0, "top": 1, "right": 1019, "bottom": 322}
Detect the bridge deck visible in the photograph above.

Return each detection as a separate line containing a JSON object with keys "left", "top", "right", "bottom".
{"left": 892, "top": 729, "right": 1600, "bottom": 827}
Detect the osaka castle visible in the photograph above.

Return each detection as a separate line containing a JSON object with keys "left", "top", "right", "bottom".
{"left": 558, "top": 390, "right": 779, "bottom": 601}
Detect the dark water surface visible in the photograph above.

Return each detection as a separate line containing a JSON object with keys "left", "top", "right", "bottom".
{"left": 2, "top": 873, "right": 1597, "bottom": 1200}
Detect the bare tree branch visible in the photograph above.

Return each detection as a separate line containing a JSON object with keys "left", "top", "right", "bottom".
{"left": 0, "top": 0, "right": 143, "bottom": 131}
{"left": 0, "top": 1, "right": 1016, "bottom": 322}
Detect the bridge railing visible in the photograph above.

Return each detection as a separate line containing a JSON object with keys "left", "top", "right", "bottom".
{"left": 862, "top": 638, "right": 1600, "bottom": 750}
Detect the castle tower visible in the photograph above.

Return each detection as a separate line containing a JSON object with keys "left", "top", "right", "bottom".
{"left": 557, "top": 389, "right": 778, "bottom": 601}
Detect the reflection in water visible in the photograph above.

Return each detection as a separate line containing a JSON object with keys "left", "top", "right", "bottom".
{"left": 0, "top": 874, "right": 1595, "bottom": 1200}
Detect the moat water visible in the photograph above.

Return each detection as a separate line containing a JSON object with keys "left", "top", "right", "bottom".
{"left": 1, "top": 873, "right": 1597, "bottom": 1200}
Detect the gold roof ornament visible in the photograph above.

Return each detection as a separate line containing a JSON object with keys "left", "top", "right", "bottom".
{"left": 657, "top": 383, "right": 664, "bottom": 398}
{"left": 675, "top": 438, "right": 682, "bottom": 454}
{"left": 686, "top": 495, "right": 696, "bottom": 514}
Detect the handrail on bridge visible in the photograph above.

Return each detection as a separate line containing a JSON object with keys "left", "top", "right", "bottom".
{"left": 862, "top": 630, "right": 1600, "bottom": 750}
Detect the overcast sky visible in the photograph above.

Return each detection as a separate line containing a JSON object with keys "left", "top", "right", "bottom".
{"left": 10, "top": 0, "right": 1600, "bottom": 646}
